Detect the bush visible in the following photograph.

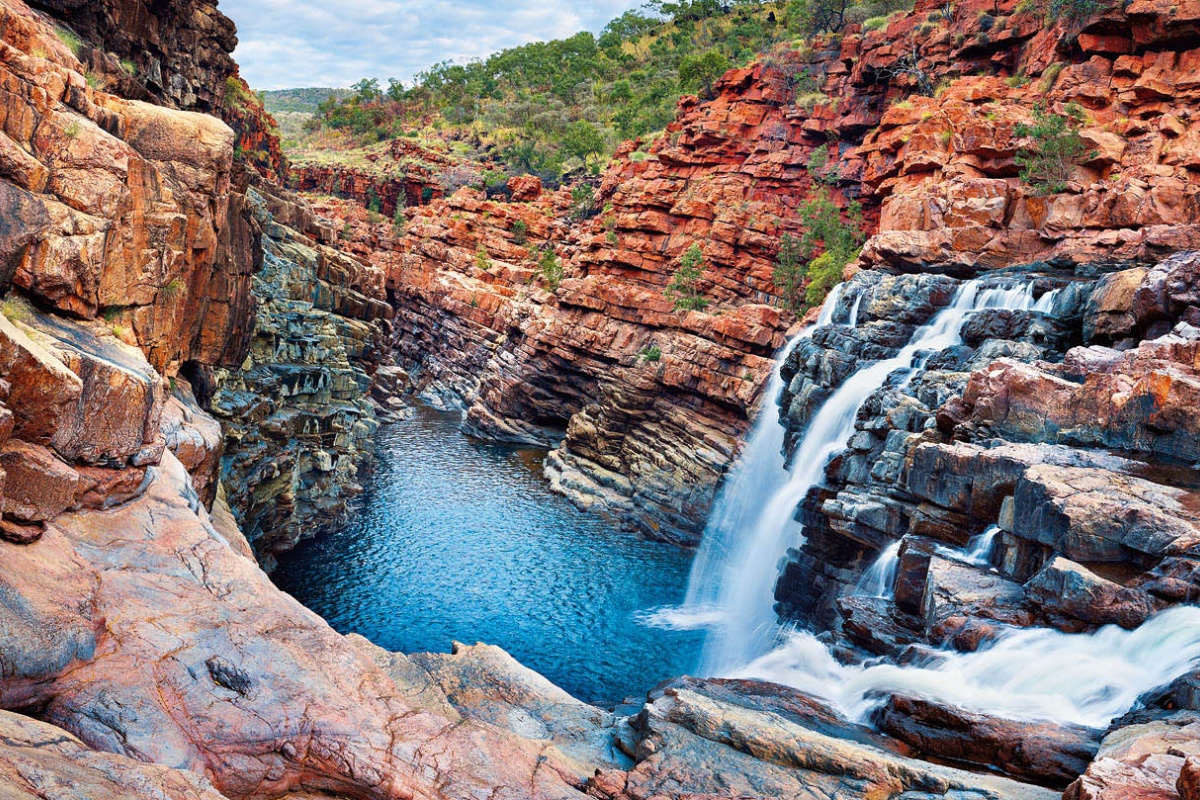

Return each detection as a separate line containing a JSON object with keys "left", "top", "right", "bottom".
{"left": 679, "top": 50, "right": 731, "bottom": 99}
{"left": 474, "top": 243, "right": 491, "bottom": 271}
{"left": 640, "top": 345, "right": 662, "bottom": 362}
{"left": 511, "top": 219, "right": 529, "bottom": 245}
{"left": 366, "top": 188, "right": 383, "bottom": 214}
{"left": 863, "top": 15, "right": 889, "bottom": 30}
{"left": 771, "top": 188, "right": 865, "bottom": 310}
{"left": 570, "top": 184, "right": 600, "bottom": 220}
{"left": 1014, "top": 102, "right": 1092, "bottom": 195}
{"left": 665, "top": 243, "right": 710, "bottom": 312}
{"left": 772, "top": 233, "right": 806, "bottom": 313}
{"left": 539, "top": 248, "right": 563, "bottom": 290}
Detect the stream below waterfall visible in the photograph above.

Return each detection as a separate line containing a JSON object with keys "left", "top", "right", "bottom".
{"left": 272, "top": 404, "right": 703, "bottom": 706}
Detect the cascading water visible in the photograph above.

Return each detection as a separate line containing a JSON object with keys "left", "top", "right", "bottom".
{"left": 853, "top": 540, "right": 902, "bottom": 599}
{"left": 964, "top": 525, "right": 1001, "bottom": 566}
{"left": 679, "top": 279, "right": 1051, "bottom": 674}
{"left": 645, "top": 283, "right": 851, "bottom": 632}
{"left": 649, "top": 272, "right": 1200, "bottom": 731}
{"left": 737, "top": 604, "right": 1200, "bottom": 728}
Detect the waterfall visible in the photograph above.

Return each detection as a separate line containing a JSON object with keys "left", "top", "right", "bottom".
{"left": 683, "top": 279, "right": 1048, "bottom": 674}
{"left": 645, "top": 275, "right": 1200, "bottom": 730}
{"left": 853, "top": 541, "right": 902, "bottom": 599}
{"left": 736, "top": 604, "right": 1200, "bottom": 728}
{"left": 644, "top": 284, "right": 849, "bottom": 633}
{"left": 964, "top": 525, "right": 1001, "bottom": 566}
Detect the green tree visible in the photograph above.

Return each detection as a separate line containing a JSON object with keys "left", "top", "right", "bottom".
{"left": 772, "top": 233, "right": 806, "bottom": 313}
{"left": 679, "top": 50, "right": 731, "bottom": 98}
{"left": 787, "top": 0, "right": 854, "bottom": 35}
{"left": 785, "top": 188, "right": 867, "bottom": 308}
{"left": 666, "top": 243, "right": 710, "bottom": 311}
{"left": 351, "top": 78, "right": 381, "bottom": 102}
{"left": 562, "top": 121, "right": 607, "bottom": 168}
{"left": 1014, "top": 102, "right": 1092, "bottom": 195}
{"left": 539, "top": 247, "right": 563, "bottom": 290}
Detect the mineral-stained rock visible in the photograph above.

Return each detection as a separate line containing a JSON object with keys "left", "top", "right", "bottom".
{"left": 875, "top": 694, "right": 1102, "bottom": 788}
{"left": 208, "top": 187, "right": 391, "bottom": 563}
{"left": 0, "top": 710, "right": 229, "bottom": 800}
{"left": 412, "top": 642, "right": 632, "bottom": 770}
{"left": 597, "top": 686, "right": 1058, "bottom": 800}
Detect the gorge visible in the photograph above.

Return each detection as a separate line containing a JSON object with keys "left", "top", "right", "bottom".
{"left": 3, "top": 0, "right": 1200, "bottom": 798}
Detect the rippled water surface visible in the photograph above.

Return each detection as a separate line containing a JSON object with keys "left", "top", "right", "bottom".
{"left": 272, "top": 405, "right": 702, "bottom": 704}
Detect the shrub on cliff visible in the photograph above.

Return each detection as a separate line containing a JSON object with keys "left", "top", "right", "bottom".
{"left": 1014, "top": 102, "right": 1092, "bottom": 195}
{"left": 773, "top": 189, "right": 864, "bottom": 310}
{"left": 511, "top": 219, "right": 529, "bottom": 245}
{"left": 666, "top": 244, "right": 711, "bottom": 311}
{"left": 570, "top": 185, "right": 601, "bottom": 220}
{"left": 539, "top": 248, "right": 564, "bottom": 290}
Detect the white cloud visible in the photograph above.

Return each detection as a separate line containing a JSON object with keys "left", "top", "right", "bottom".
{"left": 221, "top": 0, "right": 645, "bottom": 90}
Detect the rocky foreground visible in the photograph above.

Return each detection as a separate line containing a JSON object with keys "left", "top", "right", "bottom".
{"left": 2, "top": 0, "right": 1200, "bottom": 797}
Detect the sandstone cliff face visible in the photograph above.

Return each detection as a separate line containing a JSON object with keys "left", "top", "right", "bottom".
{"left": 0, "top": 0, "right": 259, "bottom": 375}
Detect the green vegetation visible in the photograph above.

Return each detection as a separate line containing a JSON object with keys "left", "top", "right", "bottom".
{"left": 84, "top": 70, "right": 107, "bottom": 91}
{"left": 666, "top": 243, "right": 710, "bottom": 311}
{"left": 120, "top": 58, "right": 137, "bottom": 76}
{"left": 538, "top": 247, "right": 563, "bottom": 290}
{"left": 773, "top": 189, "right": 865, "bottom": 311}
{"left": 1014, "top": 102, "right": 1092, "bottom": 195}
{"left": 300, "top": 2, "right": 799, "bottom": 182}
{"left": 393, "top": 204, "right": 407, "bottom": 236}
{"left": 570, "top": 185, "right": 600, "bottom": 220}
{"left": 223, "top": 76, "right": 253, "bottom": 111}
{"left": 0, "top": 294, "right": 33, "bottom": 324}
{"left": 678, "top": 49, "right": 731, "bottom": 98}
{"left": 161, "top": 278, "right": 186, "bottom": 301}
{"left": 640, "top": 345, "right": 663, "bottom": 361}
{"left": 475, "top": 243, "right": 492, "bottom": 271}
{"left": 64, "top": 120, "right": 81, "bottom": 139}
{"left": 54, "top": 27, "right": 83, "bottom": 56}
{"left": 261, "top": 88, "right": 353, "bottom": 114}
{"left": 511, "top": 219, "right": 529, "bottom": 245}
{"left": 806, "top": 143, "right": 840, "bottom": 184}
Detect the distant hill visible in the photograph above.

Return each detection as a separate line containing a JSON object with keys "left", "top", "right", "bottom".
{"left": 261, "top": 88, "right": 353, "bottom": 115}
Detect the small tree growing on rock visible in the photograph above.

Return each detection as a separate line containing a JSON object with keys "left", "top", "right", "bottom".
{"left": 773, "top": 234, "right": 806, "bottom": 313}
{"left": 666, "top": 243, "right": 710, "bottom": 312}
{"left": 1014, "top": 102, "right": 1092, "bottom": 195}
{"left": 773, "top": 188, "right": 865, "bottom": 310}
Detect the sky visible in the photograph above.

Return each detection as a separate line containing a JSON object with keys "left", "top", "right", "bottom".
{"left": 220, "top": 0, "right": 645, "bottom": 91}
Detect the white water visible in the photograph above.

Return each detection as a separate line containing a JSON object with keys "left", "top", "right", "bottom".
{"left": 737, "top": 604, "right": 1200, "bottom": 728}
{"left": 646, "top": 277, "right": 1200, "bottom": 730}
{"left": 853, "top": 541, "right": 902, "bottom": 599}
{"left": 643, "top": 284, "right": 850, "bottom": 633}
{"left": 964, "top": 525, "right": 1001, "bottom": 566}
{"left": 684, "top": 279, "right": 1048, "bottom": 673}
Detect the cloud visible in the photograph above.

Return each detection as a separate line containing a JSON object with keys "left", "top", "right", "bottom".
{"left": 220, "top": 0, "right": 646, "bottom": 90}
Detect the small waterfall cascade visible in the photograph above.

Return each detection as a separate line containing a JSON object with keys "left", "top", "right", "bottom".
{"left": 965, "top": 525, "right": 1001, "bottom": 566}
{"left": 646, "top": 284, "right": 850, "bottom": 632}
{"left": 853, "top": 541, "right": 902, "bottom": 599}
{"left": 737, "top": 604, "right": 1200, "bottom": 728}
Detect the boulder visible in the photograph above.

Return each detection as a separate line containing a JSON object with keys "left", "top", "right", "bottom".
{"left": 876, "top": 694, "right": 1102, "bottom": 788}
{"left": 1025, "top": 557, "right": 1157, "bottom": 629}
